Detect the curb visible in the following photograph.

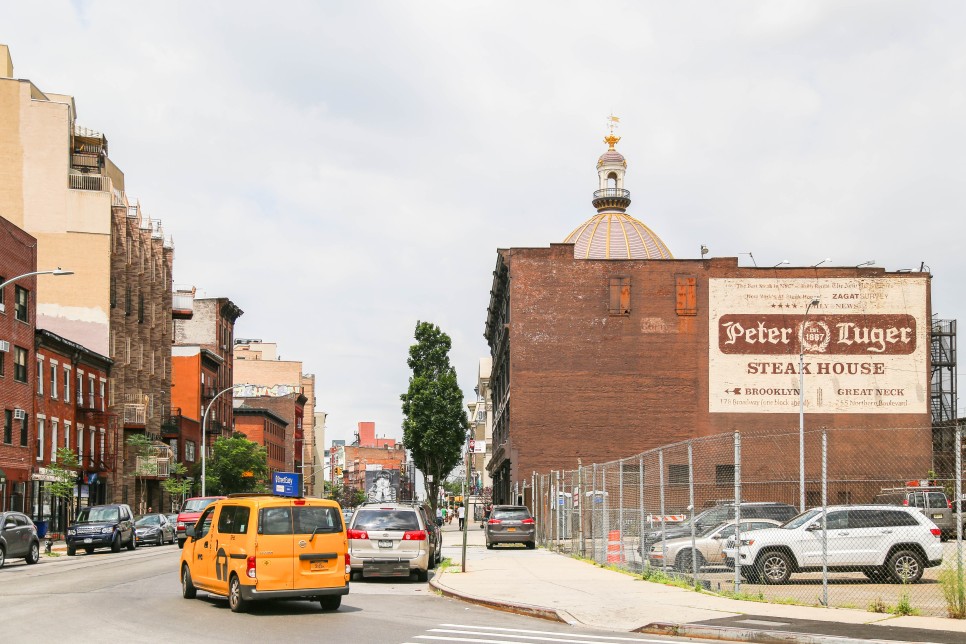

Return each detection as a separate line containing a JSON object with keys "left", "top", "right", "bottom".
{"left": 429, "top": 569, "right": 572, "bottom": 625}
{"left": 637, "top": 622, "right": 914, "bottom": 644}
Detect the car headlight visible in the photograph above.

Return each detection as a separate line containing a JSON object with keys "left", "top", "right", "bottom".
{"left": 101, "top": 526, "right": 113, "bottom": 534}
{"left": 739, "top": 538, "right": 755, "bottom": 546}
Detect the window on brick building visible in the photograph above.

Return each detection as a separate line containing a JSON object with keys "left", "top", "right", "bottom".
{"left": 186, "top": 440, "right": 196, "bottom": 462}
{"left": 3, "top": 410, "right": 11, "bottom": 444}
{"left": 0, "top": 274, "right": 5, "bottom": 308}
{"left": 110, "top": 277, "right": 116, "bottom": 309}
{"left": 716, "top": 464, "right": 735, "bottom": 486}
{"left": 0, "top": 351, "right": 5, "bottom": 377}
{"left": 15, "top": 286, "right": 28, "bottom": 322}
{"left": 668, "top": 464, "right": 690, "bottom": 486}
{"left": 37, "top": 356, "right": 44, "bottom": 395}
{"left": 675, "top": 276, "right": 697, "bottom": 316}
{"left": 50, "top": 363, "right": 58, "bottom": 399}
{"left": 64, "top": 366, "right": 71, "bottom": 403}
{"left": 608, "top": 276, "right": 631, "bottom": 315}
{"left": 20, "top": 414, "right": 28, "bottom": 446}
{"left": 138, "top": 293, "right": 144, "bottom": 323}
{"left": 125, "top": 286, "right": 132, "bottom": 316}
{"left": 14, "top": 346, "right": 28, "bottom": 383}
{"left": 36, "top": 417, "right": 45, "bottom": 461}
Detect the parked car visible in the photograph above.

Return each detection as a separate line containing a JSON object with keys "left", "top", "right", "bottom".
{"left": 176, "top": 496, "right": 225, "bottom": 549}
{"left": 725, "top": 505, "right": 943, "bottom": 584}
{"left": 485, "top": 505, "right": 536, "bottom": 549}
{"left": 180, "top": 495, "right": 348, "bottom": 613}
{"left": 66, "top": 504, "right": 137, "bottom": 556}
{"left": 640, "top": 502, "right": 797, "bottom": 554}
{"left": 135, "top": 513, "right": 176, "bottom": 546}
{"left": 347, "top": 501, "right": 437, "bottom": 581}
{"left": 873, "top": 486, "right": 954, "bottom": 540}
{"left": 0, "top": 511, "right": 41, "bottom": 568}
{"left": 648, "top": 518, "right": 782, "bottom": 572}
{"left": 165, "top": 513, "right": 179, "bottom": 531}
{"left": 342, "top": 508, "right": 355, "bottom": 525}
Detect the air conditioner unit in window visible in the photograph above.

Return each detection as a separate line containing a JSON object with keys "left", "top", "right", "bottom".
{"left": 0, "top": 340, "right": 9, "bottom": 352}
{"left": 13, "top": 409, "right": 26, "bottom": 420}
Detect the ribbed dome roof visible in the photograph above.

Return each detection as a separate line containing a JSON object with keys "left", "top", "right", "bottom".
{"left": 597, "top": 149, "right": 626, "bottom": 167}
{"left": 564, "top": 213, "right": 674, "bottom": 260}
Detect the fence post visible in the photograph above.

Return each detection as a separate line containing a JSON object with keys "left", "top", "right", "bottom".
{"left": 556, "top": 470, "right": 562, "bottom": 546}
{"left": 593, "top": 462, "right": 599, "bottom": 563}
{"left": 602, "top": 461, "right": 610, "bottom": 565}
{"left": 532, "top": 471, "right": 537, "bottom": 545}
{"left": 956, "top": 421, "right": 963, "bottom": 612}
{"left": 659, "top": 449, "right": 667, "bottom": 572}
{"left": 578, "top": 460, "right": 585, "bottom": 558}
{"left": 619, "top": 458, "right": 625, "bottom": 566}
{"left": 821, "top": 428, "right": 828, "bottom": 607}
{"left": 689, "top": 441, "right": 697, "bottom": 584}
{"left": 638, "top": 454, "right": 645, "bottom": 571}
{"left": 733, "top": 431, "right": 741, "bottom": 592}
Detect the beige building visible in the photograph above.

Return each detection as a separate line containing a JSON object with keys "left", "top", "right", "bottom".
{"left": 233, "top": 340, "right": 318, "bottom": 495}
{"left": 0, "top": 45, "right": 179, "bottom": 504}
{"left": 466, "top": 357, "right": 493, "bottom": 507}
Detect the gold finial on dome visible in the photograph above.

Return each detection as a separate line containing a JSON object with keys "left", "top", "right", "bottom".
{"left": 604, "top": 113, "right": 621, "bottom": 149}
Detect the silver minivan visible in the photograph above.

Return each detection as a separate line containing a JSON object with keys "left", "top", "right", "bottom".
{"left": 347, "top": 502, "right": 435, "bottom": 581}
{"left": 873, "top": 486, "right": 953, "bottom": 540}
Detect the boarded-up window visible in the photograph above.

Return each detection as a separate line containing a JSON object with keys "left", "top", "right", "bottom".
{"left": 675, "top": 276, "right": 697, "bottom": 316}
{"left": 609, "top": 277, "right": 631, "bottom": 315}
{"left": 716, "top": 464, "right": 735, "bottom": 486}
{"left": 668, "top": 464, "right": 690, "bottom": 486}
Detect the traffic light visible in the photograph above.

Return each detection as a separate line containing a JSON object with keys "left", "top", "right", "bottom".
{"left": 335, "top": 466, "right": 343, "bottom": 476}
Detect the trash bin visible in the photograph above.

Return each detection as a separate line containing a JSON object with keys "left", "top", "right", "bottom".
{"left": 35, "top": 521, "right": 48, "bottom": 538}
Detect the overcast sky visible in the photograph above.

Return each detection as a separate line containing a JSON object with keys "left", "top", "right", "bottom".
{"left": 5, "top": 1, "right": 965, "bottom": 445}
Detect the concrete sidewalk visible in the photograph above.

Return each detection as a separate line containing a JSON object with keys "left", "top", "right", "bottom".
{"left": 431, "top": 524, "right": 966, "bottom": 643}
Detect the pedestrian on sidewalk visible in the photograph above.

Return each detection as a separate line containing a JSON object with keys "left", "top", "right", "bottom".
{"left": 458, "top": 504, "right": 465, "bottom": 530}
{"left": 435, "top": 506, "right": 443, "bottom": 527}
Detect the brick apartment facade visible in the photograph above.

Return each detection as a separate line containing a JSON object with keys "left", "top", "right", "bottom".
{"left": 32, "top": 329, "right": 111, "bottom": 533}
{"left": 234, "top": 406, "right": 289, "bottom": 475}
{"left": 0, "top": 216, "right": 38, "bottom": 513}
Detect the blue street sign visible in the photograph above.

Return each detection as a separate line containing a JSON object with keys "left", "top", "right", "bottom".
{"left": 272, "top": 471, "right": 302, "bottom": 497}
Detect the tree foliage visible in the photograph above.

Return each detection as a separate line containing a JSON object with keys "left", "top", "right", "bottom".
{"left": 401, "top": 321, "right": 468, "bottom": 513}
{"left": 127, "top": 434, "right": 158, "bottom": 514}
{"left": 162, "top": 461, "right": 193, "bottom": 507}
{"left": 205, "top": 432, "right": 269, "bottom": 495}
{"left": 47, "top": 448, "right": 81, "bottom": 523}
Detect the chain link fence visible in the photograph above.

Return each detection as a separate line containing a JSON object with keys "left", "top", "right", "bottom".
{"left": 531, "top": 425, "right": 966, "bottom": 618}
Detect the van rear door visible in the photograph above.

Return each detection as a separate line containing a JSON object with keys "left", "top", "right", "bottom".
{"left": 255, "top": 503, "right": 296, "bottom": 592}
{"left": 292, "top": 502, "right": 347, "bottom": 591}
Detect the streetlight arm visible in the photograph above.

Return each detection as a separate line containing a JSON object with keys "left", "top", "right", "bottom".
{"left": 0, "top": 268, "right": 74, "bottom": 291}
{"left": 201, "top": 385, "right": 239, "bottom": 497}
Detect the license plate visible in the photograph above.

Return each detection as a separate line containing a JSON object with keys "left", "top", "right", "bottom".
{"left": 83, "top": 538, "right": 92, "bottom": 544}
{"left": 378, "top": 539, "right": 393, "bottom": 548}
{"left": 507, "top": 527, "right": 516, "bottom": 532}
{"left": 933, "top": 514, "right": 943, "bottom": 519}
{"left": 311, "top": 561, "right": 327, "bottom": 571}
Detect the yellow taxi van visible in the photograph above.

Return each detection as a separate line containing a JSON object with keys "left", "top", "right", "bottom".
{"left": 179, "top": 494, "right": 349, "bottom": 612}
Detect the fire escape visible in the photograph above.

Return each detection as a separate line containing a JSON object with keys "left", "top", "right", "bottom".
{"left": 930, "top": 318, "right": 958, "bottom": 476}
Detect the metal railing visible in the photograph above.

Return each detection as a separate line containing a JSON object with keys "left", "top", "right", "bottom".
{"left": 593, "top": 188, "right": 630, "bottom": 199}
{"left": 123, "top": 404, "right": 146, "bottom": 425}
{"left": 532, "top": 424, "right": 965, "bottom": 618}
{"left": 68, "top": 173, "right": 109, "bottom": 191}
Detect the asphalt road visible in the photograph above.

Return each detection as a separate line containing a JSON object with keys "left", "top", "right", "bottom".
{"left": 0, "top": 543, "right": 714, "bottom": 644}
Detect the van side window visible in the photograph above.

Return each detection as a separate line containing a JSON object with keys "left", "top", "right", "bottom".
{"left": 259, "top": 507, "right": 293, "bottom": 535}
{"left": 294, "top": 507, "right": 341, "bottom": 535}
{"left": 217, "top": 506, "right": 251, "bottom": 535}
{"left": 926, "top": 492, "right": 948, "bottom": 509}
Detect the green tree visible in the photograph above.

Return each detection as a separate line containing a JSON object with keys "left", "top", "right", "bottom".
{"left": 48, "top": 447, "right": 81, "bottom": 527}
{"left": 127, "top": 434, "right": 158, "bottom": 514}
{"left": 401, "top": 321, "right": 468, "bottom": 514}
{"left": 162, "top": 462, "right": 193, "bottom": 510}
{"left": 205, "top": 432, "right": 269, "bottom": 495}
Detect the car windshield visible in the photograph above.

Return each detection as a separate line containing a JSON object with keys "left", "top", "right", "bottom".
{"left": 699, "top": 522, "right": 727, "bottom": 537}
{"left": 136, "top": 515, "right": 160, "bottom": 526}
{"left": 353, "top": 509, "right": 420, "bottom": 531}
{"left": 182, "top": 498, "right": 217, "bottom": 513}
{"left": 77, "top": 507, "right": 119, "bottom": 523}
{"left": 782, "top": 508, "right": 822, "bottom": 529}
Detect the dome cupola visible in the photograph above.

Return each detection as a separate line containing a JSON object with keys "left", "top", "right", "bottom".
{"left": 563, "top": 116, "right": 674, "bottom": 260}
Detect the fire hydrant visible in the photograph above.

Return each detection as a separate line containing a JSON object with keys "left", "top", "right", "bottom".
{"left": 45, "top": 538, "right": 53, "bottom": 555}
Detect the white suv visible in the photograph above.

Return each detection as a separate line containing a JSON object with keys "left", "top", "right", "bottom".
{"left": 725, "top": 505, "right": 943, "bottom": 584}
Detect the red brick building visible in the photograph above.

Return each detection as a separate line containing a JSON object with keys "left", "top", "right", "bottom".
{"left": 234, "top": 393, "right": 305, "bottom": 472}
{"left": 234, "top": 405, "right": 288, "bottom": 475}
{"left": 0, "top": 216, "right": 38, "bottom": 513}
{"left": 484, "top": 136, "right": 932, "bottom": 505}
{"left": 32, "top": 329, "right": 112, "bottom": 533}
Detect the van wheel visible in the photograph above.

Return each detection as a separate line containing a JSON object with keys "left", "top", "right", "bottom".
{"left": 26, "top": 542, "right": 40, "bottom": 564}
{"left": 127, "top": 533, "right": 137, "bottom": 551}
{"left": 319, "top": 595, "right": 341, "bottom": 611}
{"left": 110, "top": 534, "right": 121, "bottom": 553}
{"left": 415, "top": 568, "right": 429, "bottom": 582}
{"left": 228, "top": 575, "right": 248, "bottom": 613}
{"left": 66, "top": 545, "right": 76, "bottom": 557}
{"left": 759, "top": 551, "right": 792, "bottom": 584}
{"left": 888, "top": 550, "right": 924, "bottom": 584}
{"left": 181, "top": 565, "right": 197, "bottom": 599}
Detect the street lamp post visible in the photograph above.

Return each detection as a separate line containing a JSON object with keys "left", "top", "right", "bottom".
{"left": 201, "top": 385, "right": 237, "bottom": 497}
{"left": 799, "top": 297, "right": 821, "bottom": 512}
{"left": 0, "top": 268, "right": 74, "bottom": 311}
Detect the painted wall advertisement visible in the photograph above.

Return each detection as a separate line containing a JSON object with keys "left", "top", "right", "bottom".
{"left": 709, "top": 277, "right": 928, "bottom": 414}
{"left": 365, "top": 469, "right": 400, "bottom": 502}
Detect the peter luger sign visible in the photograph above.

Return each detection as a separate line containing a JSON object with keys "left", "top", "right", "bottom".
{"left": 709, "top": 277, "right": 928, "bottom": 414}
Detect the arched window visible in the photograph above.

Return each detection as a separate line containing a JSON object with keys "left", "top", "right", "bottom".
{"left": 606, "top": 173, "right": 618, "bottom": 189}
